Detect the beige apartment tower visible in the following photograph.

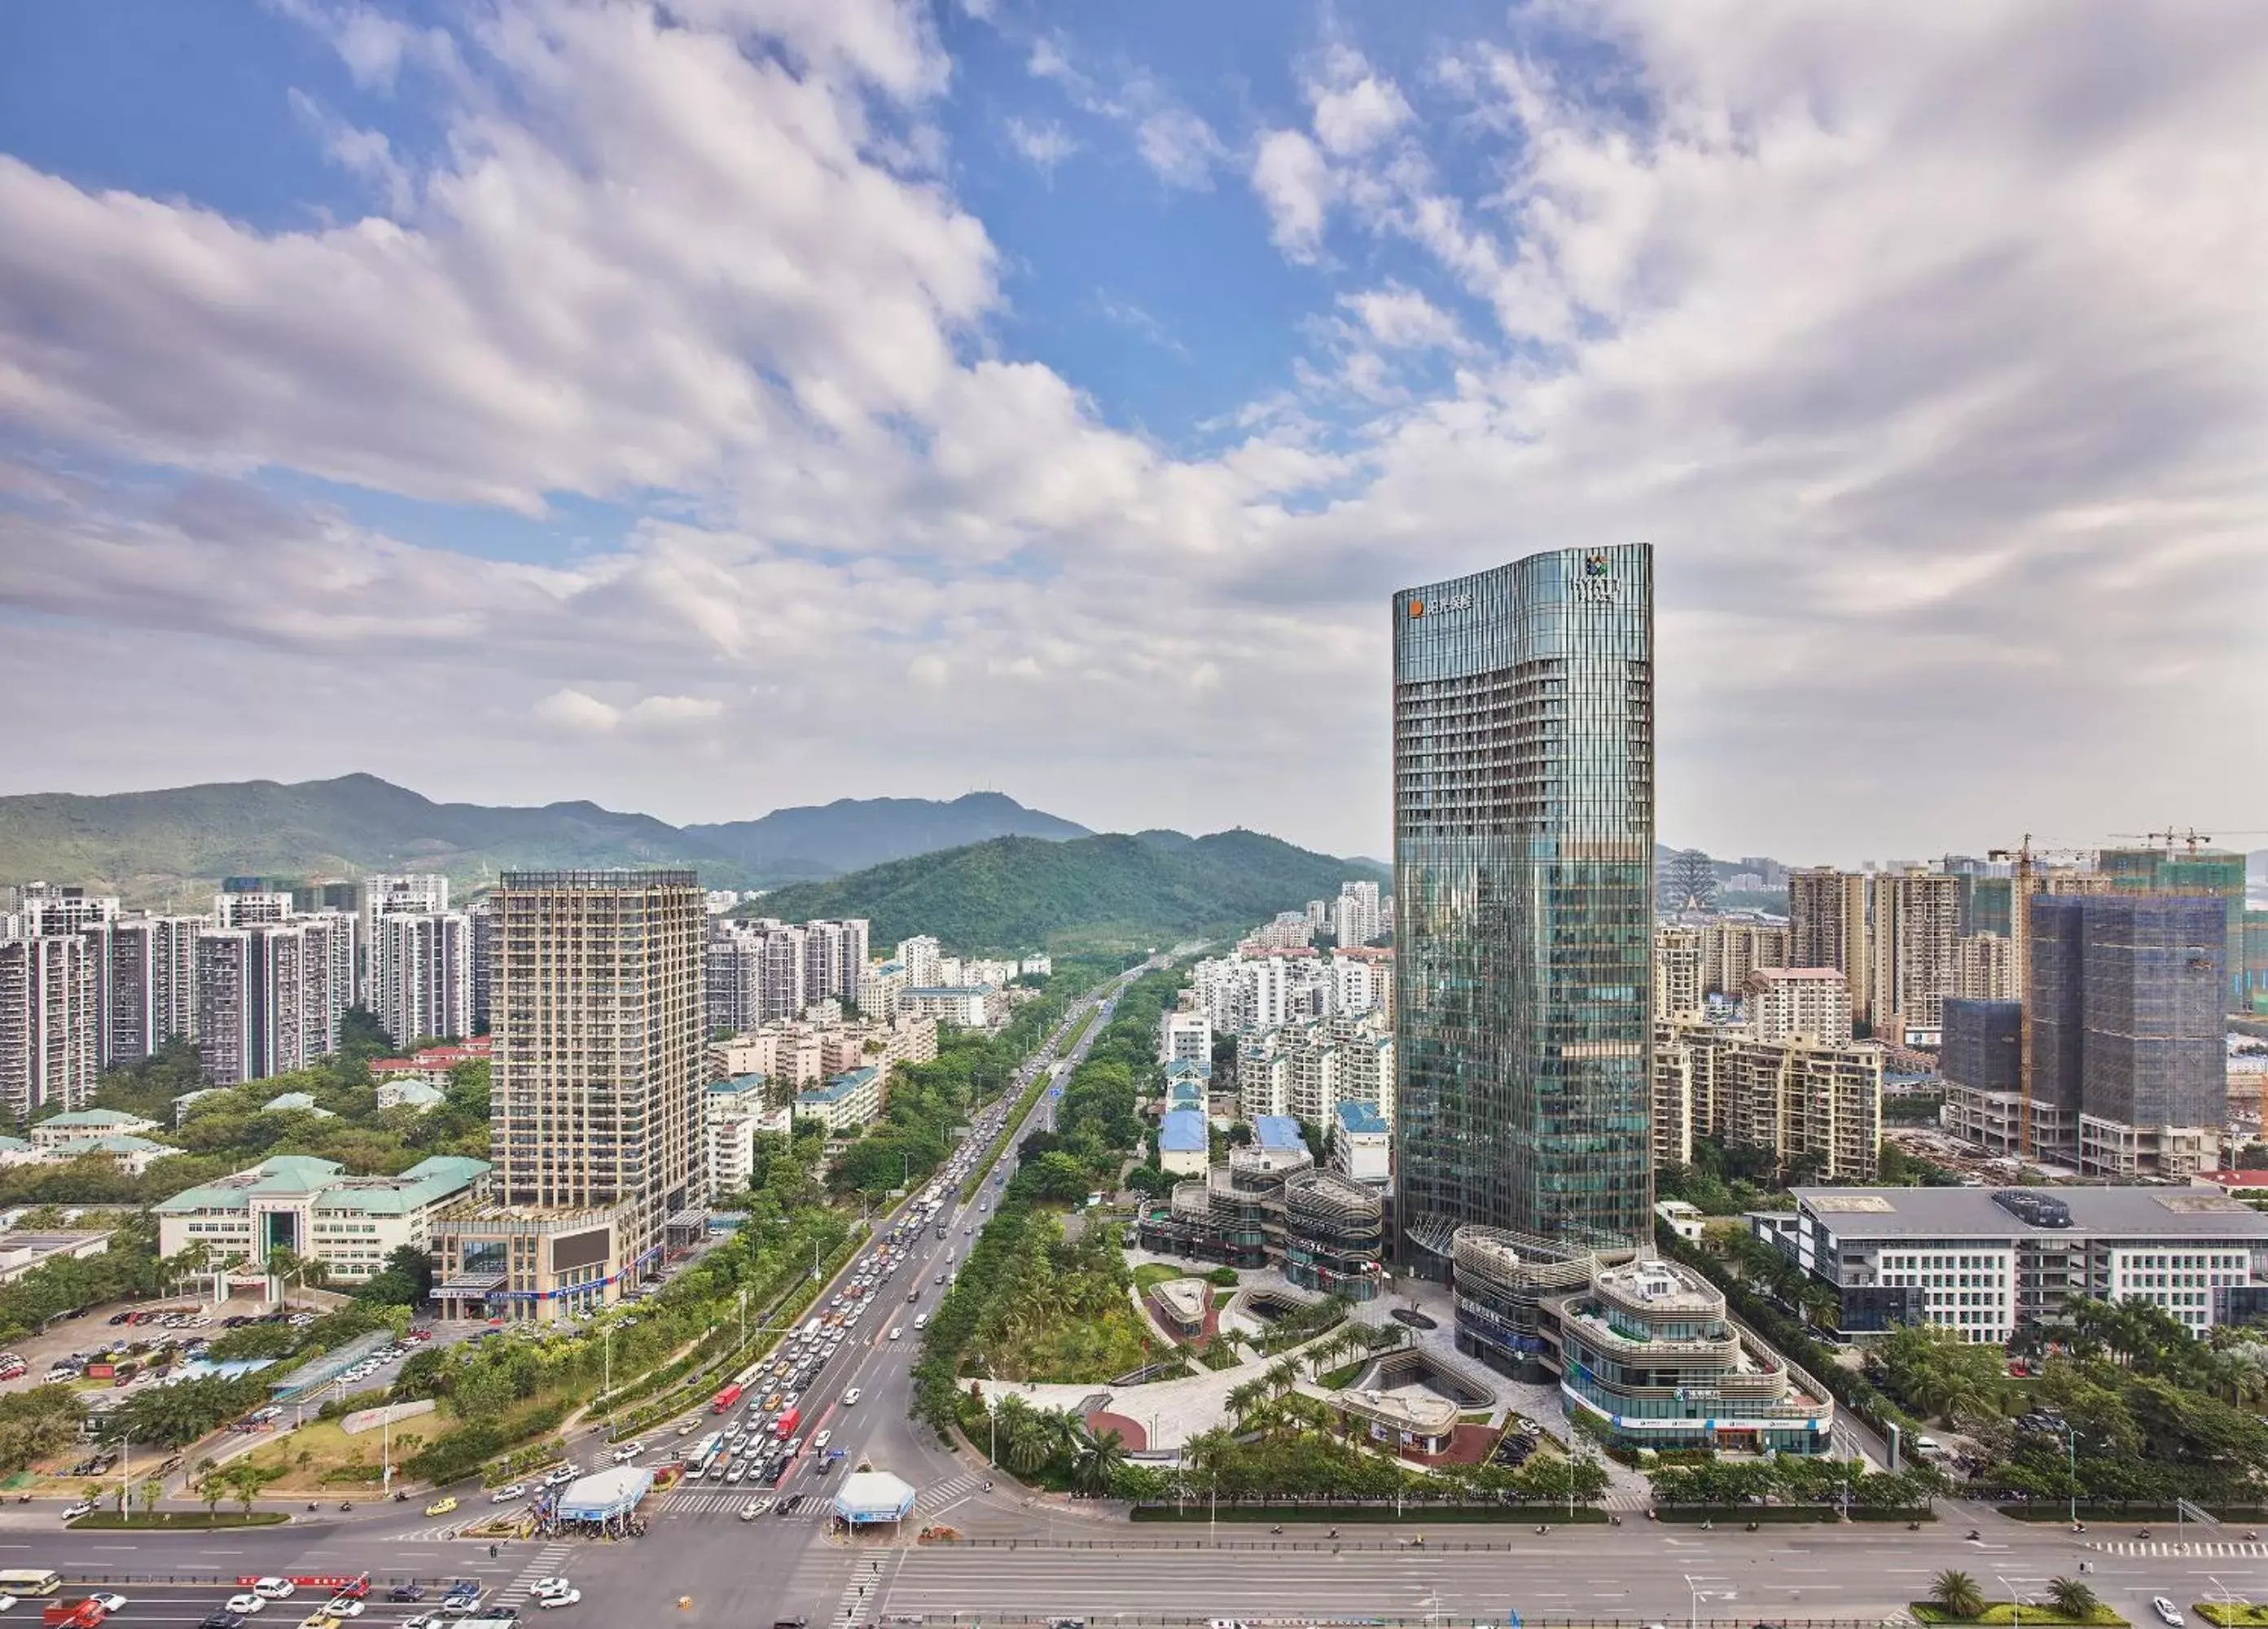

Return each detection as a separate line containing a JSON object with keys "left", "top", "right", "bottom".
{"left": 1788, "top": 868, "right": 1869, "bottom": 1003}
{"left": 433, "top": 869, "right": 704, "bottom": 1323}
{"left": 1871, "top": 872, "right": 1960, "bottom": 1043}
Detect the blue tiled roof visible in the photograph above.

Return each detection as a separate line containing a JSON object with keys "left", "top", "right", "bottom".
{"left": 1252, "top": 1115, "right": 1305, "bottom": 1151}
{"left": 1159, "top": 1109, "right": 1208, "bottom": 1153}
{"left": 1334, "top": 1101, "right": 1388, "bottom": 1134}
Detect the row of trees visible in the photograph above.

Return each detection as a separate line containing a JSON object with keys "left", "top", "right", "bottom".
{"left": 1928, "top": 1571, "right": 2103, "bottom": 1623}
{"left": 1645, "top": 1452, "right": 1943, "bottom": 1508}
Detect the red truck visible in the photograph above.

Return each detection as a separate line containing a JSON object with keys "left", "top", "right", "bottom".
{"left": 774, "top": 1407, "right": 800, "bottom": 1439}
{"left": 43, "top": 1600, "right": 107, "bottom": 1628}
{"left": 712, "top": 1382, "right": 744, "bottom": 1414}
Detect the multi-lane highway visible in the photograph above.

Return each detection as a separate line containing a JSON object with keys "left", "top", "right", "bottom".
{"left": 11, "top": 961, "right": 1154, "bottom": 1628}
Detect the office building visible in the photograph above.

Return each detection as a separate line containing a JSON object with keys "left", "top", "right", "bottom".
{"left": 0, "top": 933, "right": 99, "bottom": 1124}
{"left": 1766, "top": 1184, "right": 2268, "bottom": 1340}
{"left": 1551, "top": 1257, "right": 1835, "bottom": 1453}
{"left": 1745, "top": 967, "right": 1853, "bottom": 1045}
{"left": 2026, "top": 894, "right": 2227, "bottom": 1177}
{"left": 1138, "top": 1137, "right": 1386, "bottom": 1301}
{"left": 156, "top": 1153, "right": 489, "bottom": 1286}
{"left": 1654, "top": 925, "right": 1704, "bottom": 1016}
{"left": 369, "top": 911, "right": 473, "bottom": 1047}
{"left": 1871, "top": 872, "right": 1959, "bottom": 1045}
{"left": 89, "top": 914, "right": 202, "bottom": 1066}
{"left": 431, "top": 869, "right": 704, "bottom": 1323}
{"left": 2100, "top": 845, "right": 2249, "bottom": 1011}
{"left": 195, "top": 915, "right": 353, "bottom": 1086}
{"left": 1393, "top": 542, "right": 1654, "bottom": 1259}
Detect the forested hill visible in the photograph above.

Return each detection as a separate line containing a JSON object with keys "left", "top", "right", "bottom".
{"left": 748, "top": 829, "right": 1388, "bottom": 952}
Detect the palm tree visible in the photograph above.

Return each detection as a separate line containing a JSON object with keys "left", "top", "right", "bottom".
{"left": 1225, "top": 1380, "right": 1265, "bottom": 1422}
{"left": 1039, "top": 1408, "right": 1082, "bottom": 1466}
{"left": 1070, "top": 1427, "right": 1129, "bottom": 1496}
{"left": 1931, "top": 1571, "right": 1986, "bottom": 1620}
{"left": 2046, "top": 1579, "right": 2099, "bottom": 1622}
{"left": 989, "top": 1392, "right": 1033, "bottom": 1466}
{"left": 138, "top": 1477, "right": 163, "bottom": 1520}
{"left": 200, "top": 1475, "right": 225, "bottom": 1519}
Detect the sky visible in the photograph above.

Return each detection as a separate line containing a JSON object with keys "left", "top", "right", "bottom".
{"left": 1, "top": 1, "right": 2264, "bottom": 867}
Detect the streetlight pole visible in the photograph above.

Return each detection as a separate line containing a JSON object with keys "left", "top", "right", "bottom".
{"left": 1998, "top": 1575, "right": 2024, "bottom": 1629}
{"left": 2065, "top": 1425, "right": 2078, "bottom": 1530}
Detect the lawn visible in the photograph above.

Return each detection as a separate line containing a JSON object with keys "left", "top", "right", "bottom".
{"left": 2197, "top": 1607, "right": 2268, "bottom": 1627}
{"left": 1134, "top": 1263, "right": 1195, "bottom": 1294}
{"left": 1912, "top": 1605, "right": 2128, "bottom": 1626}
{"left": 68, "top": 1510, "right": 289, "bottom": 1529}
{"left": 228, "top": 1406, "right": 454, "bottom": 1492}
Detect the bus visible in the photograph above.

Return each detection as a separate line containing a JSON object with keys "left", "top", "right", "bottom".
{"left": 689, "top": 1433, "right": 725, "bottom": 1477}
{"left": 712, "top": 1382, "right": 744, "bottom": 1414}
{"left": 0, "top": 1569, "right": 62, "bottom": 1597}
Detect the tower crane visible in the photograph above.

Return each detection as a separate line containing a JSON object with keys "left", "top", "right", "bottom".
{"left": 1984, "top": 835, "right": 2099, "bottom": 1161}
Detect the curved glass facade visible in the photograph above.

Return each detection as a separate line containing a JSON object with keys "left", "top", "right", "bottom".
{"left": 1393, "top": 544, "right": 1655, "bottom": 1261}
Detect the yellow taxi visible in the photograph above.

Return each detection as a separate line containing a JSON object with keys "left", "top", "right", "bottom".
{"left": 423, "top": 1495, "right": 459, "bottom": 1517}
{"left": 299, "top": 1613, "right": 342, "bottom": 1629}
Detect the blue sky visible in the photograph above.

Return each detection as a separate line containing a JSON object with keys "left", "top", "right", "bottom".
{"left": 1, "top": 1, "right": 2263, "bottom": 863}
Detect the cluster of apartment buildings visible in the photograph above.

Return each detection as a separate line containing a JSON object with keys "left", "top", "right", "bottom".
{"left": 705, "top": 920, "right": 1045, "bottom": 1035}
{"left": 1245, "top": 880, "right": 1392, "bottom": 951}
{"left": 0, "top": 873, "right": 482, "bottom": 1123}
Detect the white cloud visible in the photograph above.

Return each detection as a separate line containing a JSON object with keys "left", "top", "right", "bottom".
{"left": 1003, "top": 116, "right": 1077, "bottom": 173}
{"left": 1135, "top": 107, "right": 1226, "bottom": 189}
{"left": 5, "top": 2, "right": 2268, "bottom": 863}
{"left": 1250, "top": 130, "right": 1331, "bottom": 261}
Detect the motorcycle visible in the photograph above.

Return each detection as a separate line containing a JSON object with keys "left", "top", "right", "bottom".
{"left": 306, "top": 1502, "right": 319, "bottom": 1512}
{"left": 340, "top": 1502, "right": 353, "bottom": 1512}
{"left": 1907, "top": 1521, "right": 1921, "bottom": 1532}
{"left": 1270, "top": 1526, "right": 1283, "bottom": 1535}
{"left": 1967, "top": 1530, "right": 1981, "bottom": 1541}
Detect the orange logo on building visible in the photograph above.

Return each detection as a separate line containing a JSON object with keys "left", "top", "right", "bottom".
{"left": 1408, "top": 599, "right": 1424, "bottom": 617}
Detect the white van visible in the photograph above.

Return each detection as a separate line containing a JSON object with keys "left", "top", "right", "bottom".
{"left": 913, "top": 1313, "right": 929, "bottom": 1331}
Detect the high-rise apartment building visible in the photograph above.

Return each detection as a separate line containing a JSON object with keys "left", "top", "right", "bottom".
{"left": 2100, "top": 846, "right": 2248, "bottom": 1010}
{"left": 9, "top": 884, "right": 120, "bottom": 937}
{"left": 1788, "top": 868, "right": 1869, "bottom": 1005}
{"left": 1393, "top": 542, "right": 1655, "bottom": 1259}
{"left": 801, "top": 920, "right": 870, "bottom": 1008}
{"left": 432, "top": 869, "right": 704, "bottom": 1323}
{"left": 195, "top": 915, "right": 352, "bottom": 1085}
{"left": 1955, "top": 932, "right": 2016, "bottom": 1002}
{"left": 370, "top": 911, "right": 472, "bottom": 1047}
{"left": 1870, "top": 872, "right": 1959, "bottom": 1044}
{"left": 0, "top": 932, "right": 99, "bottom": 1123}
{"left": 1701, "top": 920, "right": 1789, "bottom": 997}
{"left": 894, "top": 936, "right": 943, "bottom": 987}
{"left": 1654, "top": 925, "right": 1704, "bottom": 1016}
{"left": 213, "top": 890, "right": 294, "bottom": 929}
{"left": 90, "top": 915, "right": 202, "bottom": 1065}
{"left": 468, "top": 899, "right": 497, "bottom": 1034}
{"left": 1652, "top": 1013, "right": 1882, "bottom": 1183}
{"left": 1332, "top": 880, "right": 1385, "bottom": 948}
{"left": 363, "top": 873, "right": 450, "bottom": 928}
{"left": 1745, "top": 967, "right": 1854, "bottom": 1045}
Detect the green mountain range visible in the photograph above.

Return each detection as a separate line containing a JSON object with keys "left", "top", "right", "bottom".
{"left": 749, "top": 829, "right": 1390, "bottom": 953}
{"left": 0, "top": 774, "right": 1088, "bottom": 900}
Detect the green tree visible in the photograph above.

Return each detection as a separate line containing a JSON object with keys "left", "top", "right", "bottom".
{"left": 1070, "top": 1425, "right": 1128, "bottom": 1495}
{"left": 2046, "top": 1579, "right": 2099, "bottom": 1620}
{"left": 138, "top": 1476, "right": 162, "bottom": 1518}
{"left": 1931, "top": 1572, "right": 1986, "bottom": 1619}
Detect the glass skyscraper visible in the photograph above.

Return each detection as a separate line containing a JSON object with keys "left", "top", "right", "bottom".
{"left": 1392, "top": 543, "right": 1656, "bottom": 1265}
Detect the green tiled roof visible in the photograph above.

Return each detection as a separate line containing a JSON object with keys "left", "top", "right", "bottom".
{"left": 55, "top": 1135, "right": 170, "bottom": 1157}
{"left": 40, "top": 1109, "right": 155, "bottom": 1131}
{"left": 155, "top": 1153, "right": 488, "bottom": 1216}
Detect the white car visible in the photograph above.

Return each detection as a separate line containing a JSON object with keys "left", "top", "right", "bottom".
{"left": 90, "top": 1596, "right": 128, "bottom": 1615}
{"left": 530, "top": 1579, "right": 572, "bottom": 1599}
{"left": 326, "top": 1599, "right": 366, "bottom": 1618}
{"left": 841, "top": 1388, "right": 861, "bottom": 1406}
{"left": 739, "top": 1499, "right": 771, "bottom": 1520}
{"left": 888, "top": 1327, "right": 903, "bottom": 1341}
{"left": 612, "top": 1442, "right": 643, "bottom": 1462}
{"left": 490, "top": 1482, "right": 528, "bottom": 1502}
{"left": 813, "top": 1429, "right": 831, "bottom": 1451}
{"left": 2153, "top": 1603, "right": 2182, "bottom": 1628}
{"left": 226, "top": 1596, "right": 270, "bottom": 1615}
{"left": 253, "top": 1581, "right": 298, "bottom": 1601}
{"left": 537, "top": 1590, "right": 581, "bottom": 1610}
{"left": 61, "top": 1501, "right": 94, "bottom": 1520}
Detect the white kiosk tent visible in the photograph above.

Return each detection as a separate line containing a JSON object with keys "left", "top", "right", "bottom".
{"left": 550, "top": 1464, "right": 653, "bottom": 1537}
{"left": 831, "top": 1470, "right": 916, "bottom": 1528}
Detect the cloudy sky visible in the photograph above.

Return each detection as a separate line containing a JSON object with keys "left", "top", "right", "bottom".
{"left": 2, "top": 1, "right": 2264, "bottom": 866}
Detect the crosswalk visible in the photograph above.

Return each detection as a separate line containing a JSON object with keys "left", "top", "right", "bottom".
{"left": 665, "top": 1486, "right": 831, "bottom": 1519}
{"left": 832, "top": 1550, "right": 892, "bottom": 1627}
{"left": 2093, "top": 1539, "right": 2268, "bottom": 1557}
{"left": 494, "top": 1539, "right": 575, "bottom": 1607}
{"left": 388, "top": 1521, "right": 469, "bottom": 1542}
{"left": 914, "top": 1469, "right": 985, "bottom": 1516}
